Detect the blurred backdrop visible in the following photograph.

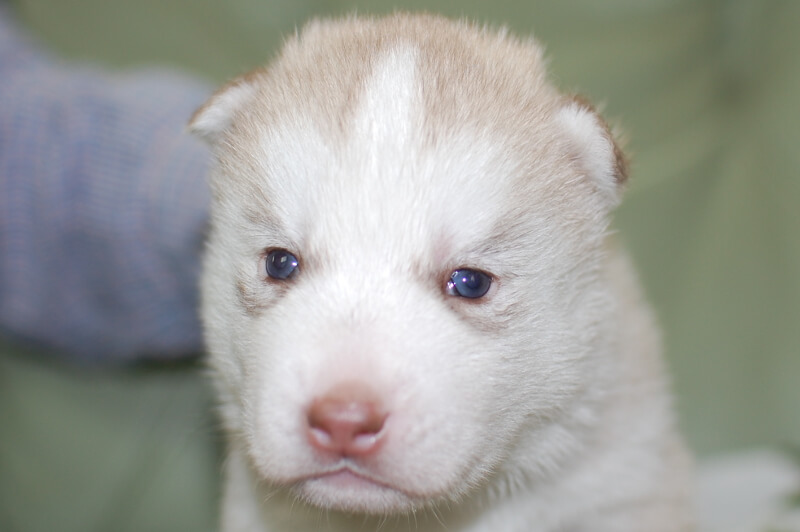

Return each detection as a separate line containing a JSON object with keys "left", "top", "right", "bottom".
{"left": 1, "top": 0, "right": 798, "bottom": 531}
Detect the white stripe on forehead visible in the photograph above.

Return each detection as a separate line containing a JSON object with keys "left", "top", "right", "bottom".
{"left": 350, "top": 45, "right": 420, "bottom": 163}
{"left": 328, "top": 44, "right": 512, "bottom": 258}
{"left": 337, "top": 45, "right": 520, "bottom": 264}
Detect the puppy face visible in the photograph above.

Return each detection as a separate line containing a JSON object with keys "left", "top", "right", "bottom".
{"left": 192, "top": 14, "right": 626, "bottom": 515}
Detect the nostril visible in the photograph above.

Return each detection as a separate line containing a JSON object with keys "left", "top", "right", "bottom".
{"left": 306, "top": 387, "right": 387, "bottom": 456}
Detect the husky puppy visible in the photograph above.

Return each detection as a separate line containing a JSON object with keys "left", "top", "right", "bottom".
{"left": 190, "top": 13, "right": 693, "bottom": 532}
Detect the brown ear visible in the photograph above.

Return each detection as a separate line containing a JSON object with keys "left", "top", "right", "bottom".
{"left": 556, "top": 95, "right": 628, "bottom": 207}
{"left": 188, "top": 73, "right": 261, "bottom": 144}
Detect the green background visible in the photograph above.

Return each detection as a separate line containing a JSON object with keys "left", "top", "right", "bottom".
{"left": 2, "top": 0, "right": 798, "bottom": 530}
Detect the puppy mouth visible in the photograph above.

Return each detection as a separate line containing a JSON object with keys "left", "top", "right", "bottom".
{"left": 298, "top": 462, "right": 397, "bottom": 492}
{"left": 289, "top": 463, "right": 424, "bottom": 513}
{"left": 312, "top": 467, "right": 389, "bottom": 489}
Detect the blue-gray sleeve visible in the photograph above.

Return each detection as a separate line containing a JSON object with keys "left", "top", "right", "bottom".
{"left": 0, "top": 8, "right": 213, "bottom": 363}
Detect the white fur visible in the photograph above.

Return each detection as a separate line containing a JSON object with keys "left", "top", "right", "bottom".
{"left": 192, "top": 14, "right": 693, "bottom": 532}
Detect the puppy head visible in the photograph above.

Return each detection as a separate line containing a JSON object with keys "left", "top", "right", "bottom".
{"left": 191, "top": 14, "right": 626, "bottom": 514}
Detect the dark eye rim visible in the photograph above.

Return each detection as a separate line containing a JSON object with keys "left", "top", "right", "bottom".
{"left": 445, "top": 267, "right": 494, "bottom": 299}
{"left": 262, "top": 247, "right": 300, "bottom": 281}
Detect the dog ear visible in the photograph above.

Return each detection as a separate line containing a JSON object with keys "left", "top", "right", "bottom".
{"left": 556, "top": 96, "right": 628, "bottom": 207}
{"left": 188, "top": 74, "right": 261, "bottom": 143}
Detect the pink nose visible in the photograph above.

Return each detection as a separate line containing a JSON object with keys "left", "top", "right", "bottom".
{"left": 306, "top": 384, "right": 387, "bottom": 456}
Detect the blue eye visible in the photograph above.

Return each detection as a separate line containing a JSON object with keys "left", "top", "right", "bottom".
{"left": 265, "top": 249, "right": 299, "bottom": 280}
{"left": 446, "top": 269, "right": 492, "bottom": 299}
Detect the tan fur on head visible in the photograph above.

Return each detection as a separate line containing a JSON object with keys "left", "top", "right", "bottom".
{"left": 193, "top": 13, "right": 692, "bottom": 532}
{"left": 190, "top": 14, "right": 625, "bottom": 208}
